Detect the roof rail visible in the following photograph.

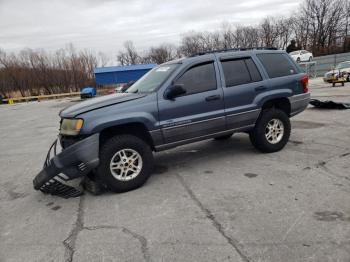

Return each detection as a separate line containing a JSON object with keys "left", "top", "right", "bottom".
{"left": 190, "top": 47, "right": 278, "bottom": 57}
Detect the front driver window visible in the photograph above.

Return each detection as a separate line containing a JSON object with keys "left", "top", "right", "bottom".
{"left": 175, "top": 62, "right": 217, "bottom": 95}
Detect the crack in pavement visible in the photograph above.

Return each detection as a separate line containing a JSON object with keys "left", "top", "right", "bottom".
{"left": 175, "top": 173, "right": 251, "bottom": 262}
{"left": 240, "top": 239, "right": 350, "bottom": 247}
{"left": 62, "top": 196, "right": 85, "bottom": 262}
{"left": 63, "top": 212, "right": 150, "bottom": 262}
{"left": 82, "top": 225, "right": 150, "bottom": 262}
{"left": 122, "top": 227, "right": 150, "bottom": 262}
{"left": 314, "top": 152, "right": 350, "bottom": 184}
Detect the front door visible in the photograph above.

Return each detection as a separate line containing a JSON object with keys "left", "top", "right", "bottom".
{"left": 158, "top": 61, "right": 225, "bottom": 144}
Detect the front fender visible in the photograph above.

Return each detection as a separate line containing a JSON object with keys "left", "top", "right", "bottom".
{"left": 88, "top": 112, "right": 158, "bottom": 134}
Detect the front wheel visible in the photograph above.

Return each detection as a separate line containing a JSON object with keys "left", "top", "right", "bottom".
{"left": 96, "top": 135, "right": 154, "bottom": 193}
{"left": 249, "top": 109, "right": 291, "bottom": 153}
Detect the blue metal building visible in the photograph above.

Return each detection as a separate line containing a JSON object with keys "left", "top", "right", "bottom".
{"left": 94, "top": 64, "right": 156, "bottom": 86}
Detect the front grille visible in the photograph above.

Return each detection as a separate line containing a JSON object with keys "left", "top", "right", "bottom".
{"left": 39, "top": 176, "right": 83, "bottom": 198}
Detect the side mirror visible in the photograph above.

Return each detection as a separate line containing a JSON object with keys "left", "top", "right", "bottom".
{"left": 165, "top": 84, "right": 186, "bottom": 99}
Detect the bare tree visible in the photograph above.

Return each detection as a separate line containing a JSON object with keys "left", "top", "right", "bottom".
{"left": 117, "top": 41, "right": 141, "bottom": 65}
{"left": 301, "top": 0, "right": 345, "bottom": 54}
{"left": 97, "top": 52, "right": 110, "bottom": 67}
{"left": 259, "top": 17, "right": 280, "bottom": 47}
{"left": 143, "top": 44, "right": 178, "bottom": 64}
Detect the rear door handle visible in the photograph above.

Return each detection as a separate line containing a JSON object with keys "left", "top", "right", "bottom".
{"left": 255, "top": 86, "right": 267, "bottom": 92}
{"left": 205, "top": 95, "right": 221, "bottom": 102}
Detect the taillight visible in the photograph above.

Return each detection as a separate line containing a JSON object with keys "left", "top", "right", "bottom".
{"left": 301, "top": 75, "right": 309, "bottom": 93}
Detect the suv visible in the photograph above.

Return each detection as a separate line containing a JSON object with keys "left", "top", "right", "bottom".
{"left": 33, "top": 49, "right": 310, "bottom": 198}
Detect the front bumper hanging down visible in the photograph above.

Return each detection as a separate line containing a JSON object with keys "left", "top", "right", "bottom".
{"left": 33, "top": 134, "right": 100, "bottom": 198}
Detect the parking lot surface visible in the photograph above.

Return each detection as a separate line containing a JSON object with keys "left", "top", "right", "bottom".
{"left": 1, "top": 78, "right": 350, "bottom": 262}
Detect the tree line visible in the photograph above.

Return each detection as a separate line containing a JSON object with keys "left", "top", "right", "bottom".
{"left": 1, "top": 0, "right": 349, "bottom": 98}
{"left": 0, "top": 45, "right": 110, "bottom": 97}
{"left": 118, "top": 0, "right": 350, "bottom": 65}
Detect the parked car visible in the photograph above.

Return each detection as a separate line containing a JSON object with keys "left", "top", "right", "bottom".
{"left": 80, "top": 87, "right": 97, "bottom": 99}
{"left": 289, "top": 50, "right": 313, "bottom": 63}
{"left": 33, "top": 49, "right": 310, "bottom": 198}
{"left": 323, "top": 61, "right": 350, "bottom": 83}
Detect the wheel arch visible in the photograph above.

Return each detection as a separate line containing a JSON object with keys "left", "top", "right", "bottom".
{"left": 99, "top": 122, "right": 156, "bottom": 150}
{"left": 261, "top": 97, "right": 291, "bottom": 116}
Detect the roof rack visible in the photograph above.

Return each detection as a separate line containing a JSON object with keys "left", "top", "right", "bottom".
{"left": 190, "top": 47, "right": 278, "bottom": 57}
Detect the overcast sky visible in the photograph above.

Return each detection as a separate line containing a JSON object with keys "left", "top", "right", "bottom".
{"left": 0, "top": 0, "right": 303, "bottom": 56}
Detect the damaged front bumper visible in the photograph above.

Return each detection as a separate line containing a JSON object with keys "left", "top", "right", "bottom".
{"left": 33, "top": 133, "right": 100, "bottom": 198}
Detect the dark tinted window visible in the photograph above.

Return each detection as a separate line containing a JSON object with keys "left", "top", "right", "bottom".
{"left": 257, "top": 53, "right": 296, "bottom": 78}
{"left": 221, "top": 58, "right": 262, "bottom": 87}
{"left": 245, "top": 58, "right": 262, "bottom": 82}
{"left": 175, "top": 62, "right": 216, "bottom": 95}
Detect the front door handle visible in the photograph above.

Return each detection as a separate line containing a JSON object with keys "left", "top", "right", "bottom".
{"left": 205, "top": 95, "right": 221, "bottom": 102}
{"left": 255, "top": 86, "right": 267, "bottom": 92}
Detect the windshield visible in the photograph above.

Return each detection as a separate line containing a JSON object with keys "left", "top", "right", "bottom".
{"left": 336, "top": 62, "right": 350, "bottom": 70}
{"left": 126, "top": 64, "right": 180, "bottom": 93}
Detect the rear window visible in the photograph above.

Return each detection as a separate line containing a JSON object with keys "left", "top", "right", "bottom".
{"left": 257, "top": 53, "right": 297, "bottom": 78}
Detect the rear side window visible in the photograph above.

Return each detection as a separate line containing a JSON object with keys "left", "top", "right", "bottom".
{"left": 245, "top": 59, "right": 262, "bottom": 82}
{"left": 175, "top": 62, "right": 217, "bottom": 95}
{"left": 257, "top": 53, "right": 296, "bottom": 78}
{"left": 221, "top": 58, "right": 262, "bottom": 87}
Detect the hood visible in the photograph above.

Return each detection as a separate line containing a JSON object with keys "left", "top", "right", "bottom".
{"left": 60, "top": 93, "right": 147, "bottom": 118}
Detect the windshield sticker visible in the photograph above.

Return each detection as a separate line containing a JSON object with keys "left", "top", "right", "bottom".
{"left": 156, "top": 67, "right": 171, "bottom": 72}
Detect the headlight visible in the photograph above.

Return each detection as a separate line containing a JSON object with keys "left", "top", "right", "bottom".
{"left": 60, "top": 119, "right": 84, "bottom": 136}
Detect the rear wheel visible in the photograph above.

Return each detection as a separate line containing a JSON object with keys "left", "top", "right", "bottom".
{"left": 214, "top": 133, "right": 233, "bottom": 140}
{"left": 296, "top": 57, "right": 301, "bottom": 63}
{"left": 96, "top": 135, "right": 154, "bottom": 193}
{"left": 249, "top": 109, "right": 291, "bottom": 153}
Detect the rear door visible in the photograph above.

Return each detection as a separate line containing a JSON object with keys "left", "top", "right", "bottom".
{"left": 158, "top": 60, "right": 225, "bottom": 144}
{"left": 218, "top": 56, "right": 267, "bottom": 130}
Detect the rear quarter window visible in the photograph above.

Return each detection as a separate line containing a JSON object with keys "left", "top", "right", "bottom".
{"left": 257, "top": 53, "right": 297, "bottom": 78}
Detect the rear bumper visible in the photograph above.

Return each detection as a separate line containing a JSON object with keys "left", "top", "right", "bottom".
{"left": 33, "top": 133, "right": 100, "bottom": 198}
{"left": 288, "top": 93, "right": 310, "bottom": 117}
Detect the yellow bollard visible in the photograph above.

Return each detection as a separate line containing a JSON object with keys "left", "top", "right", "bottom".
{"left": 8, "top": 99, "right": 14, "bottom": 105}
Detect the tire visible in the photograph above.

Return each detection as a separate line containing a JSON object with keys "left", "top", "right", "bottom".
{"left": 249, "top": 109, "right": 291, "bottom": 153}
{"left": 214, "top": 133, "right": 233, "bottom": 140}
{"left": 96, "top": 135, "right": 154, "bottom": 193}
{"left": 309, "top": 57, "right": 312, "bottom": 62}
{"left": 296, "top": 57, "right": 300, "bottom": 63}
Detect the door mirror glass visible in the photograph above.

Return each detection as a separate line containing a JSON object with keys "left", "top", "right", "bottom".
{"left": 165, "top": 84, "right": 186, "bottom": 99}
